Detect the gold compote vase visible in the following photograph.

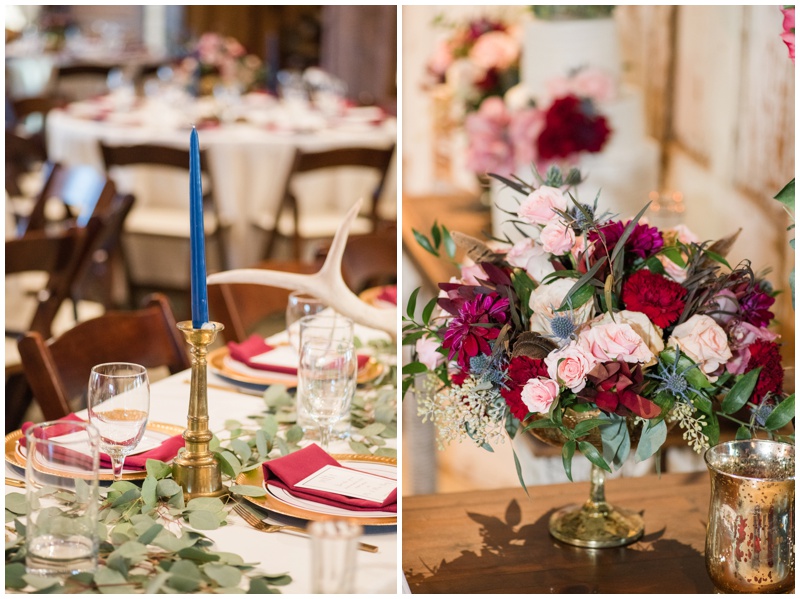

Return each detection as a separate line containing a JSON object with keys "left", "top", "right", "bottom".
{"left": 527, "top": 409, "right": 655, "bottom": 548}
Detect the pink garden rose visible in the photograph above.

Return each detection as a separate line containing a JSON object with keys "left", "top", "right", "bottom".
{"left": 509, "top": 107, "right": 545, "bottom": 168}
{"left": 416, "top": 335, "right": 444, "bottom": 370}
{"left": 539, "top": 219, "right": 576, "bottom": 255}
{"left": 544, "top": 340, "right": 596, "bottom": 392}
{"left": 570, "top": 67, "right": 616, "bottom": 102}
{"left": 520, "top": 377, "right": 560, "bottom": 414}
{"left": 781, "top": 6, "right": 795, "bottom": 63}
{"left": 506, "top": 238, "right": 555, "bottom": 282}
{"left": 459, "top": 262, "right": 487, "bottom": 286}
{"left": 592, "top": 310, "right": 664, "bottom": 365}
{"left": 668, "top": 314, "right": 733, "bottom": 377}
{"left": 670, "top": 224, "right": 699, "bottom": 245}
{"left": 464, "top": 97, "right": 513, "bottom": 175}
{"left": 580, "top": 322, "right": 655, "bottom": 364}
{"left": 517, "top": 185, "right": 568, "bottom": 226}
{"left": 468, "top": 30, "right": 519, "bottom": 71}
{"left": 659, "top": 254, "right": 689, "bottom": 283}
{"left": 726, "top": 321, "right": 780, "bottom": 374}
{"left": 428, "top": 40, "right": 454, "bottom": 77}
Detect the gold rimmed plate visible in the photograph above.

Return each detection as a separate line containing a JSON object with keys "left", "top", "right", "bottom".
{"left": 5, "top": 421, "right": 184, "bottom": 481}
{"left": 209, "top": 347, "right": 384, "bottom": 390}
{"left": 236, "top": 453, "right": 397, "bottom": 527}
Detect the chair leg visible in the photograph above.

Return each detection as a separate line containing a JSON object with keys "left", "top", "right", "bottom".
{"left": 5, "top": 373, "right": 33, "bottom": 433}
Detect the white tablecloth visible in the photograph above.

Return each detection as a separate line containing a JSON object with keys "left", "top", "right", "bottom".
{"left": 5, "top": 369, "right": 398, "bottom": 594}
{"left": 45, "top": 96, "right": 397, "bottom": 277}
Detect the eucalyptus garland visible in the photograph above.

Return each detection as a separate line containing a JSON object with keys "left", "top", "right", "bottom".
{"left": 5, "top": 375, "right": 397, "bottom": 593}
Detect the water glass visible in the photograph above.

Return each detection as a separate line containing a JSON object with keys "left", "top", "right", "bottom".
{"left": 25, "top": 420, "right": 100, "bottom": 577}
{"left": 286, "top": 291, "right": 327, "bottom": 351}
{"left": 309, "top": 520, "right": 363, "bottom": 593}
{"left": 87, "top": 363, "right": 150, "bottom": 480}
{"left": 298, "top": 314, "right": 355, "bottom": 438}
{"left": 299, "top": 339, "right": 357, "bottom": 451}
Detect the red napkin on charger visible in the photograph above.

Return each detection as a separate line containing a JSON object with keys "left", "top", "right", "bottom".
{"left": 262, "top": 443, "right": 397, "bottom": 513}
{"left": 376, "top": 285, "right": 397, "bottom": 305}
{"left": 228, "top": 335, "right": 369, "bottom": 374}
{"left": 21, "top": 413, "right": 184, "bottom": 471}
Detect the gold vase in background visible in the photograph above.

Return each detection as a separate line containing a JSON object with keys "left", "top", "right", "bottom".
{"left": 704, "top": 440, "right": 794, "bottom": 593}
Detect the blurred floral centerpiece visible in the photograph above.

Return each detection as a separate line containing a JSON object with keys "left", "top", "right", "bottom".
{"left": 404, "top": 167, "right": 794, "bottom": 486}
{"left": 175, "top": 32, "right": 266, "bottom": 96}
{"left": 425, "top": 15, "right": 521, "bottom": 118}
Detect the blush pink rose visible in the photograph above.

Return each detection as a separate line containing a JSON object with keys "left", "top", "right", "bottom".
{"left": 464, "top": 97, "right": 514, "bottom": 175}
{"left": 668, "top": 315, "right": 732, "bottom": 377}
{"left": 670, "top": 224, "right": 699, "bottom": 245}
{"left": 517, "top": 186, "right": 568, "bottom": 226}
{"left": 544, "top": 340, "right": 596, "bottom": 392}
{"left": 416, "top": 336, "right": 444, "bottom": 370}
{"left": 509, "top": 107, "right": 545, "bottom": 168}
{"left": 459, "top": 262, "right": 486, "bottom": 286}
{"left": 570, "top": 67, "right": 616, "bottom": 102}
{"left": 725, "top": 321, "right": 780, "bottom": 374}
{"left": 539, "top": 220, "right": 576, "bottom": 255}
{"left": 520, "top": 377, "right": 560, "bottom": 414}
{"left": 468, "top": 31, "right": 519, "bottom": 71}
{"left": 506, "top": 238, "right": 555, "bottom": 282}
{"left": 580, "top": 322, "right": 655, "bottom": 364}
{"left": 658, "top": 254, "right": 688, "bottom": 283}
{"left": 428, "top": 40, "right": 454, "bottom": 77}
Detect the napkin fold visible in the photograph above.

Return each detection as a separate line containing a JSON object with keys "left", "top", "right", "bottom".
{"left": 376, "top": 285, "right": 397, "bottom": 305}
{"left": 262, "top": 444, "right": 397, "bottom": 513}
{"left": 21, "top": 413, "right": 183, "bottom": 471}
{"left": 228, "top": 335, "right": 369, "bottom": 374}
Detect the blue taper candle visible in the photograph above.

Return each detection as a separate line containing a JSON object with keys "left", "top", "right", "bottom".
{"left": 189, "top": 127, "right": 209, "bottom": 328}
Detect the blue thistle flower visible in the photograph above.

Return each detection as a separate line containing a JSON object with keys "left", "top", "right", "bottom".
{"left": 647, "top": 350, "right": 706, "bottom": 406}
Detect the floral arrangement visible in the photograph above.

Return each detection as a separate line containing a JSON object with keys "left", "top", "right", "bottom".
{"left": 464, "top": 67, "right": 613, "bottom": 176}
{"left": 426, "top": 16, "right": 521, "bottom": 117}
{"left": 531, "top": 6, "right": 616, "bottom": 21}
{"left": 403, "top": 167, "right": 794, "bottom": 482}
{"left": 781, "top": 5, "right": 795, "bottom": 62}
{"left": 174, "top": 32, "right": 266, "bottom": 96}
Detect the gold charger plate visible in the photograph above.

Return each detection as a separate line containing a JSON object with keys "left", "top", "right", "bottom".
{"left": 5, "top": 421, "right": 184, "bottom": 481}
{"left": 209, "top": 347, "right": 384, "bottom": 389}
{"left": 236, "top": 453, "right": 397, "bottom": 527}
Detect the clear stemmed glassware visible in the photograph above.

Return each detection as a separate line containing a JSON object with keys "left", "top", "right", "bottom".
{"left": 299, "top": 339, "right": 356, "bottom": 451}
{"left": 87, "top": 363, "right": 150, "bottom": 480}
{"left": 286, "top": 292, "right": 327, "bottom": 352}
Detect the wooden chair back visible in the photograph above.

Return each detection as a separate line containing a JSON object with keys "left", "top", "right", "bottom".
{"left": 5, "top": 220, "right": 100, "bottom": 340}
{"left": 5, "top": 130, "right": 48, "bottom": 197}
{"left": 18, "top": 294, "right": 190, "bottom": 421}
{"left": 23, "top": 162, "right": 118, "bottom": 233}
{"left": 208, "top": 260, "right": 319, "bottom": 344}
{"left": 337, "top": 225, "right": 397, "bottom": 293}
{"left": 267, "top": 144, "right": 395, "bottom": 259}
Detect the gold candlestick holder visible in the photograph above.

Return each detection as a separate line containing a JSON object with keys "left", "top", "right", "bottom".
{"left": 172, "top": 321, "right": 227, "bottom": 500}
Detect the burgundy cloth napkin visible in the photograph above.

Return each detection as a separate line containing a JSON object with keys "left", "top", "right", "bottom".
{"left": 376, "top": 285, "right": 397, "bottom": 305}
{"left": 262, "top": 444, "right": 397, "bottom": 513}
{"left": 228, "top": 335, "right": 298, "bottom": 375}
{"left": 21, "top": 414, "right": 183, "bottom": 471}
{"left": 229, "top": 335, "right": 369, "bottom": 374}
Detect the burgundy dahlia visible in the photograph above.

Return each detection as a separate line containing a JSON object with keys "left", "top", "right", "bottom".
{"left": 536, "top": 95, "right": 611, "bottom": 161}
{"left": 588, "top": 220, "right": 664, "bottom": 264}
{"left": 501, "top": 356, "right": 550, "bottom": 421}
{"left": 441, "top": 293, "right": 510, "bottom": 371}
{"left": 621, "top": 269, "right": 687, "bottom": 328}
{"left": 745, "top": 340, "right": 784, "bottom": 404}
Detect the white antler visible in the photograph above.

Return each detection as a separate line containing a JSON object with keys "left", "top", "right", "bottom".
{"left": 206, "top": 201, "right": 397, "bottom": 339}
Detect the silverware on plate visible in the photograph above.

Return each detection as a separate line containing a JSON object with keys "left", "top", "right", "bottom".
{"left": 232, "top": 503, "right": 378, "bottom": 553}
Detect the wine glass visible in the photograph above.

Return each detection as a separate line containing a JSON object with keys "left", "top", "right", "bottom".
{"left": 286, "top": 292, "right": 327, "bottom": 351}
{"left": 299, "top": 340, "right": 356, "bottom": 451}
{"left": 87, "top": 363, "right": 150, "bottom": 480}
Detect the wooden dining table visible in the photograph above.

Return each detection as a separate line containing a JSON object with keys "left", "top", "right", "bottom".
{"left": 402, "top": 471, "right": 717, "bottom": 594}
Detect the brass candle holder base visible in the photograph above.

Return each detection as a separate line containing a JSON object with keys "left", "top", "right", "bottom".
{"left": 173, "top": 321, "right": 227, "bottom": 500}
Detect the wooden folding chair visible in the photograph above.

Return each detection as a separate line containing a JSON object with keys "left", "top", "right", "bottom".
{"left": 318, "top": 224, "right": 397, "bottom": 294}
{"left": 18, "top": 294, "right": 190, "bottom": 422}
{"left": 99, "top": 142, "right": 229, "bottom": 295}
{"left": 258, "top": 144, "right": 395, "bottom": 260}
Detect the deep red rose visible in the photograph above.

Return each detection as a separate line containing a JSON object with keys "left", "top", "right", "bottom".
{"left": 579, "top": 361, "right": 661, "bottom": 419}
{"left": 622, "top": 269, "right": 687, "bottom": 328}
{"left": 537, "top": 95, "right": 611, "bottom": 161}
{"left": 500, "top": 356, "right": 549, "bottom": 421}
{"left": 745, "top": 340, "right": 784, "bottom": 404}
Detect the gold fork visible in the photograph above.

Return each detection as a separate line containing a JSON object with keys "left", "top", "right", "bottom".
{"left": 233, "top": 503, "right": 378, "bottom": 553}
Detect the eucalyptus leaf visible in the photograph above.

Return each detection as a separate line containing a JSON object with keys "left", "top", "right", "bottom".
{"left": 156, "top": 479, "right": 182, "bottom": 498}
{"left": 5, "top": 492, "right": 27, "bottom": 515}
{"left": 188, "top": 510, "right": 221, "bottom": 530}
{"left": 167, "top": 560, "right": 202, "bottom": 592}
{"left": 177, "top": 546, "right": 221, "bottom": 562}
{"left": 229, "top": 485, "right": 268, "bottom": 497}
{"left": 229, "top": 438, "right": 253, "bottom": 463}
{"left": 137, "top": 523, "right": 164, "bottom": 545}
{"left": 5, "top": 563, "right": 26, "bottom": 590}
{"left": 285, "top": 425, "right": 304, "bottom": 444}
{"left": 145, "top": 459, "right": 172, "bottom": 480}
{"left": 204, "top": 563, "right": 243, "bottom": 587}
{"left": 142, "top": 475, "right": 158, "bottom": 507}
{"left": 348, "top": 440, "right": 371, "bottom": 454}
{"left": 358, "top": 423, "right": 387, "bottom": 438}
{"left": 635, "top": 420, "right": 667, "bottom": 462}
{"left": 374, "top": 447, "right": 398, "bottom": 458}
{"left": 94, "top": 566, "right": 137, "bottom": 593}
